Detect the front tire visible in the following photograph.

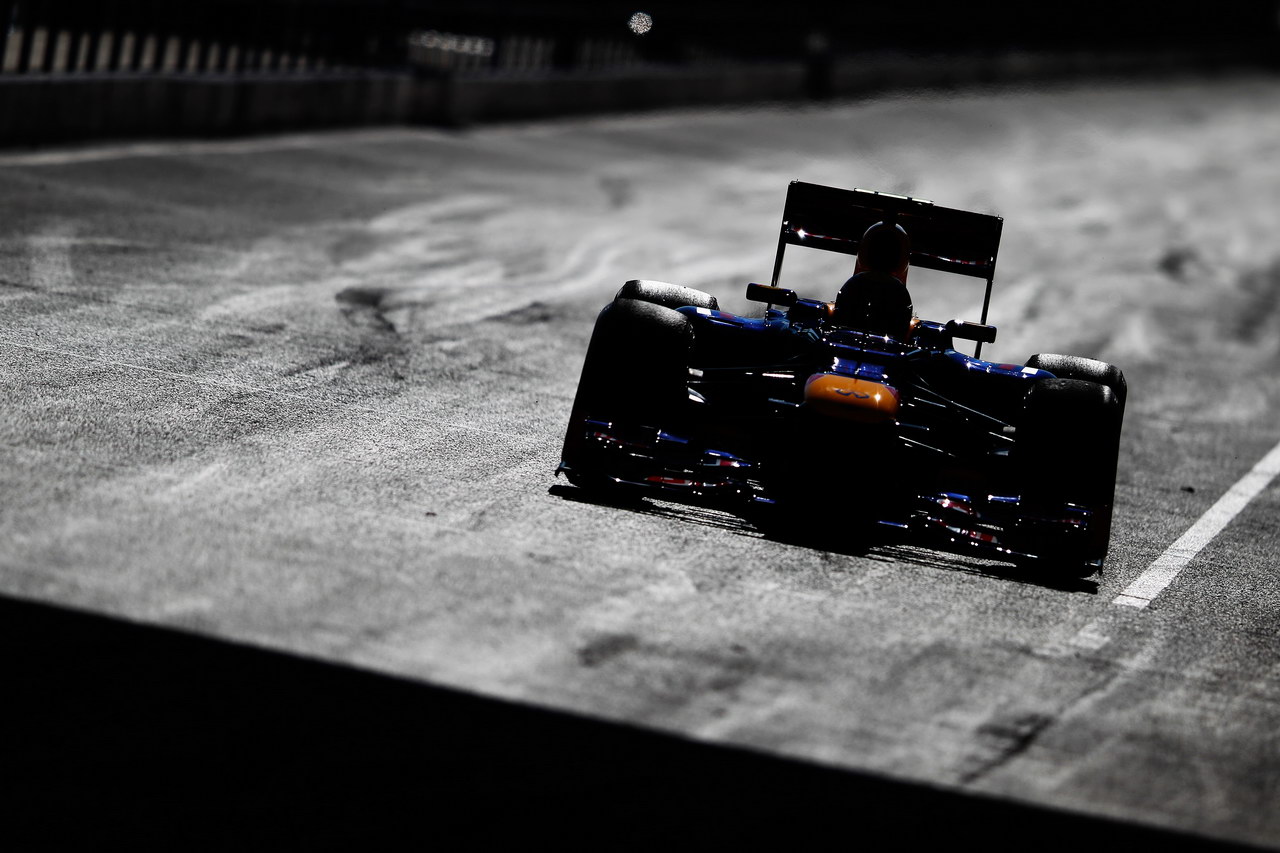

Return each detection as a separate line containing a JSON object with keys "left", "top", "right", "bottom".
{"left": 560, "top": 298, "right": 694, "bottom": 486}
{"left": 1014, "top": 377, "right": 1123, "bottom": 573}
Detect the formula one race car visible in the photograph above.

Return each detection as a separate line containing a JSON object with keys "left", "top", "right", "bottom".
{"left": 556, "top": 182, "right": 1126, "bottom": 576}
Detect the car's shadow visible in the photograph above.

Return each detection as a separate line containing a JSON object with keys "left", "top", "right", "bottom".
{"left": 549, "top": 482, "right": 759, "bottom": 536}
{"left": 548, "top": 483, "right": 1099, "bottom": 595}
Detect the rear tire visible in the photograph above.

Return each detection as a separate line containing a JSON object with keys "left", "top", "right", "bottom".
{"left": 1026, "top": 353, "right": 1127, "bottom": 416}
{"left": 616, "top": 279, "right": 719, "bottom": 311}
{"left": 1015, "top": 377, "right": 1123, "bottom": 573}
{"left": 560, "top": 298, "right": 693, "bottom": 486}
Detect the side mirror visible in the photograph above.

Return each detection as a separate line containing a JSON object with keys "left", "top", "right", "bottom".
{"left": 945, "top": 320, "right": 997, "bottom": 344}
{"left": 746, "top": 282, "right": 798, "bottom": 307}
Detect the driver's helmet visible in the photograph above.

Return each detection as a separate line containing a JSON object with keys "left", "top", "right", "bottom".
{"left": 853, "top": 219, "right": 910, "bottom": 282}
{"left": 833, "top": 220, "right": 914, "bottom": 338}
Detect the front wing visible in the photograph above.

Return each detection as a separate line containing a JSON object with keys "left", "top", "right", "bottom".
{"left": 558, "top": 415, "right": 1103, "bottom": 570}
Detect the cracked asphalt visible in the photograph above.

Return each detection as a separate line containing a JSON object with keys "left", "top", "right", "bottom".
{"left": 3, "top": 73, "right": 1280, "bottom": 846}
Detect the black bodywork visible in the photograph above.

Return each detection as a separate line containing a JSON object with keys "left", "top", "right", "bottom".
{"left": 558, "top": 183, "right": 1125, "bottom": 575}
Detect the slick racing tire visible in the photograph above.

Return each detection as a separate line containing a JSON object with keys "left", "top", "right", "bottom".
{"left": 559, "top": 297, "right": 694, "bottom": 487}
{"left": 1015, "top": 377, "right": 1123, "bottom": 575}
{"left": 1026, "top": 353, "right": 1127, "bottom": 417}
{"left": 616, "top": 279, "right": 719, "bottom": 312}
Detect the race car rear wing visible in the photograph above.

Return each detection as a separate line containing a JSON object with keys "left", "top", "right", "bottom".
{"left": 770, "top": 181, "right": 1004, "bottom": 326}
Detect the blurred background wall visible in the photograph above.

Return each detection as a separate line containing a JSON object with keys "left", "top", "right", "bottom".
{"left": 1, "top": 0, "right": 1276, "bottom": 144}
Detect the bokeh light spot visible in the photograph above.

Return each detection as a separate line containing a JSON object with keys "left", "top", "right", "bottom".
{"left": 628, "top": 12, "right": 653, "bottom": 35}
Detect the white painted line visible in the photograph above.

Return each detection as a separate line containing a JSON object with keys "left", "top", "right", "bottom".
{"left": 1114, "top": 438, "right": 1280, "bottom": 609}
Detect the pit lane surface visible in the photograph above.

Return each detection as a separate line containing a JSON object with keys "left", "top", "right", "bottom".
{"left": 3, "top": 75, "right": 1280, "bottom": 845}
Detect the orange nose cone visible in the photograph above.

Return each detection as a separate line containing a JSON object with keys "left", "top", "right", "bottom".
{"left": 804, "top": 374, "right": 900, "bottom": 423}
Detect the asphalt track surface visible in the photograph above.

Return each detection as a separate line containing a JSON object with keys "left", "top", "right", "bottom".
{"left": 3, "top": 75, "right": 1280, "bottom": 846}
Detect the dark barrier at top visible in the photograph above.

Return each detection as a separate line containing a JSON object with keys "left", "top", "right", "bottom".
{"left": 0, "top": 0, "right": 410, "bottom": 75}
{"left": 2, "top": 0, "right": 1277, "bottom": 78}
{"left": 1, "top": 1, "right": 1276, "bottom": 144}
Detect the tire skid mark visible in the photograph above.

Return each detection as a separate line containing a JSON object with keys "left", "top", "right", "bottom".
{"left": 957, "top": 712, "right": 1055, "bottom": 785}
{"left": 0, "top": 337, "right": 547, "bottom": 445}
{"left": 960, "top": 628, "right": 1165, "bottom": 789}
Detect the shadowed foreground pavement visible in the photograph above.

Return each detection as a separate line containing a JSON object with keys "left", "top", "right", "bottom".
{"left": 4, "top": 593, "right": 1258, "bottom": 850}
